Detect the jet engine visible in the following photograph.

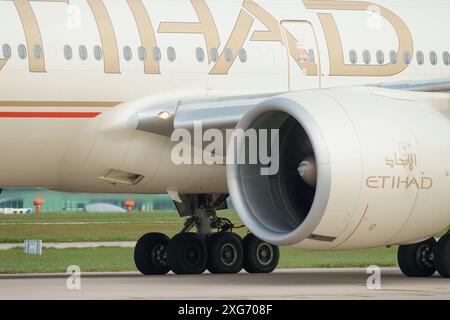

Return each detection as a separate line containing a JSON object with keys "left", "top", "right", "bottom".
{"left": 227, "top": 87, "right": 450, "bottom": 250}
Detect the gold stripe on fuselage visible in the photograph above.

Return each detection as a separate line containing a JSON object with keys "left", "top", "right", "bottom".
{"left": 0, "top": 59, "right": 6, "bottom": 71}
{"left": 10, "top": 0, "right": 70, "bottom": 73}
{"left": 87, "top": 0, "right": 121, "bottom": 74}
{"left": 0, "top": 101, "right": 121, "bottom": 107}
{"left": 128, "top": 0, "right": 160, "bottom": 74}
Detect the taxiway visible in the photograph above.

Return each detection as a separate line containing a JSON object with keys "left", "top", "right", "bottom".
{"left": 0, "top": 268, "right": 449, "bottom": 300}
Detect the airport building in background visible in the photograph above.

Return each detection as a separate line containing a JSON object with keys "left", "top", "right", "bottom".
{"left": 0, "top": 189, "right": 176, "bottom": 213}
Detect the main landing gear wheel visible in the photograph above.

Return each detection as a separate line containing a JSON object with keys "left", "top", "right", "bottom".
{"left": 207, "top": 232, "right": 244, "bottom": 274}
{"left": 134, "top": 233, "right": 170, "bottom": 275}
{"left": 398, "top": 238, "right": 437, "bottom": 277}
{"left": 433, "top": 233, "right": 450, "bottom": 278}
{"left": 242, "top": 234, "right": 279, "bottom": 274}
{"left": 167, "top": 233, "right": 208, "bottom": 275}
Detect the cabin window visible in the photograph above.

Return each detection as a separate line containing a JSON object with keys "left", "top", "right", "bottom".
{"left": 18, "top": 44, "right": 27, "bottom": 60}
{"left": 211, "top": 48, "right": 219, "bottom": 62}
{"left": 64, "top": 45, "right": 72, "bottom": 60}
{"left": 308, "top": 49, "right": 315, "bottom": 63}
{"left": 79, "top": 45, "right": 88, "bottom": 60}
{"left": 123, "top": 46, "right": 132, "bottom": 61}
{"left": 376, "top": 50, "right": 384, "bottom": 64}
{"left": 363, "top": 50, "right": 371, "bottom": 64}
{"left": 224, "top": 48, "right": 233, "bottom": 62}
{"left": 403, "top": 51, "right": 411, "bottom": 64}
{"left": 33, "top": 45, "right": 42, "bottom": 59}
{"left": 2, "top": 44, "right": 11, "bottom": 59}
{"left": 196, "top": 47, "right": 205, "bottom": 62}
{"left": 167, "top": 47, "right": 176, "bottom": 62}
{"left": 138, "top": 47, "right": 147, "bottom": 61}
{"left": 416, "top": 51, "right": 424, "bottom": 65}
{"left": 94, "top": 46, "right": 103, "bottom": 61}
{"left": 389, "top": 50, "right": 397, "bottom": 64}
{"left": 443, "top": 51, "right": 450, "bottom": 66}
{"left": 349, "top": 50, "right": 357, "bottom": 64}
{"left": 238, "top": 48, "right": 247, "bottom": 63}
{"left": 430, "top": 51, "right": 438, "bottom": 65}
{"left": 153, "top": 47, "right": 161, "bottom": 61}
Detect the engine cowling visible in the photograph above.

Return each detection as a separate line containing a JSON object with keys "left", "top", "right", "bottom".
{"left": 227, "top": 87, "right": 450, "bottom": 250}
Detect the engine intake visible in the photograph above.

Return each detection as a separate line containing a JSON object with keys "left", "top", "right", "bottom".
{"left": 227, "top": 96, "right": 332, "bottom": 246}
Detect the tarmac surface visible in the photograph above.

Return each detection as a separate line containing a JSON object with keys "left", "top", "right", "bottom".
{"left": 0, "top": 268, "right": 449, "bottom": 300}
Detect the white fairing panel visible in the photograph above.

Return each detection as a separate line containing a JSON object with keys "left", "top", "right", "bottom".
{"left": 324, "top": 88, "right": 450, "bottom": 249}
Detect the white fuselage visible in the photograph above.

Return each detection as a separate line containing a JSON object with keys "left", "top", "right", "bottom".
{"left": 0, "top": 0, "right": 449, "bottom": 194}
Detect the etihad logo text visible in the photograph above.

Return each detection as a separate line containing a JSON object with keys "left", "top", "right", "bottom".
{"left": 0, "top": 0, "right": 411, "bottom": 77}
{"left": 366, "top": 176, "right": 433, "bottom": 190}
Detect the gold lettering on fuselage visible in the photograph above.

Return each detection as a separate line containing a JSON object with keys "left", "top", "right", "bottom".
{"left": 209, "top": 9, "right": 254, "bottom": 75}
{"left": 127, "top": 0, "right": 159, "bottom": 74}
{"left": 303, "top": 0, "right": 413, "bottom": 76}
{"left": 87, "top": 0, "right": 120, "bottom": 74}
{"left": 244, "top": 0, "right": 318, "bottom": 75}
{"left": 244, "top": 0, "right": 281, "bottom": 42}
{"left": 158, "top": 0, "right": 220, "bottom": 63}
{"left": 9, "top": 0, "right": 69, "bottom": 73}
{"left": 1, "top": 0, "right": 413, "bottom": 79}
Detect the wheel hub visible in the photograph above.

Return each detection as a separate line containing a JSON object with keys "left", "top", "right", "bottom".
{"left": 416, "top": 244, "right": 434, "bottom": 269}
{"left": 184, "top": 244, "right": 201, "bottom": 266}
{"left": 256, "top": 243, "right": 274, "bottom": 266}
{"left": 151, "top": 244, "right": 167, "bottom": 267}
{"left": 220, "top": 243, "right": 238, "bottom": 267}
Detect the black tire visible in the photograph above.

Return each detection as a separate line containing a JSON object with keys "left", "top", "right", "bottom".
{"left": 434, "top": 233, "right": 450, "bottom": 278}
{"left": 167, "top": 233, "right": 208, "bottom": 275}
{"left": 242, "top": 234, "right": 279, "bottom": 274}
{"left": 207, "top": 232, "right": 244, "bottom": 274}
{"left": 397, "top": 238, "right": 437, "bottom": 277}
{"left": 134, "top": 233, "right": 170, "bottom": 275}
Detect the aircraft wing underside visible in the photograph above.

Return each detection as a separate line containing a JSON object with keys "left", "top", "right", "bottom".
{"left": 370, "top": 76, "right": 450, "bottom": 92}
{"left": 128, "top": 77, "right": 450, "bottom": 138}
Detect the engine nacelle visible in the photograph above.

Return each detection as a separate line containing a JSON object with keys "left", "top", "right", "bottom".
{"left": 227, "top": 87, "right": 450, "bottom": 250}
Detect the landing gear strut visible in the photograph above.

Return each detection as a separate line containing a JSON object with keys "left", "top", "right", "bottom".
{"left": 133, "top": 194, "right": 280, "bottom": 276}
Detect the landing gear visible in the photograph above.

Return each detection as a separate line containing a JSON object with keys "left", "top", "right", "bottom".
{"left": 134, "top": 233, "right": 170, "bottom": 275}
{"left": 434, "top": 232, "right": 450, "bottom": 278}
{"left": 398, "top": 238, "right": 436, "bottom": 277}
{"left": 134, "top": 194, "right": 280, "bottom": 275}
{"left": 242, "top": 234, "right": 279, "bottom": 274}
{"left": 167, "top": 233, "right": 208, "bottom": 275}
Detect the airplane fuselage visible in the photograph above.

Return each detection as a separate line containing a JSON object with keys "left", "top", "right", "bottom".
{"left": 0, "top": 0, "right": 449, "bottom": 194}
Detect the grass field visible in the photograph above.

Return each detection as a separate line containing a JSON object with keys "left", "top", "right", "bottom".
{"left": 0, "top": 247, "right": 398, "bottom": 274}
{"left": 0, "top": 211, "right": 400, "bottom": 274}
{"left": 0, "top": 211, "right": 242, "bottom": 242}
